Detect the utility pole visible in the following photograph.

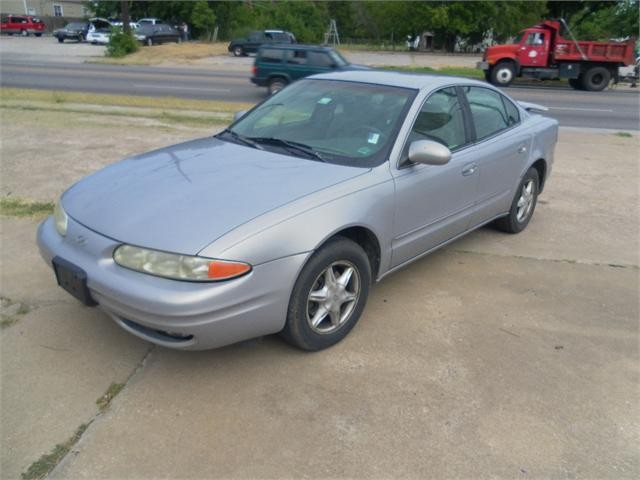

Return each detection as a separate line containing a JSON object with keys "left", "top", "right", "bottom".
{"left": 121, "top": 0, "right": 131, "bottom": 35}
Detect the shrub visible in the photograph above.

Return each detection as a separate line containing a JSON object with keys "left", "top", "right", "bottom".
{"left": 106, "top": 27, "right": 139, "bottom": 58}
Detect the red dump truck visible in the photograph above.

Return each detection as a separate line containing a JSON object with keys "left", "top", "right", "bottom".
{"left": 478, "top": 19, "right": 636, "bottom": 91}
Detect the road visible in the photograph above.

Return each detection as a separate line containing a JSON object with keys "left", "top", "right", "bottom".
{"left": 1, "top": 58, "right": 639, "bottom": 130}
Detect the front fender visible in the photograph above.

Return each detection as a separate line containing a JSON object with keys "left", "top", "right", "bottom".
{"left": 198, "top": 166, "right": 395, "bottom": 274}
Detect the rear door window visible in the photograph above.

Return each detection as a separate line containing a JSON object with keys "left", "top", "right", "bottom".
{"left": 464, "top": 86, "right": 510, "bottom": 140}
{"left": 259, "top": 48, "right": 283, "bottom": 64}
{"left": 285, "top": 50, "right": 307, "bottom": 65}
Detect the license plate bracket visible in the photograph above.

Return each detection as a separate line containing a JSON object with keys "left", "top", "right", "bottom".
{"left": 52, "top": 256, "right": 97, "bottom": 306}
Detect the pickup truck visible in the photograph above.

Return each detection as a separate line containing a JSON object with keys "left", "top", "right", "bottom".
{"left": 478, "top": 19, "right": 636, "bottom": 91}
{"left": 0, "top": 15, "right": 45, "bottom": 37}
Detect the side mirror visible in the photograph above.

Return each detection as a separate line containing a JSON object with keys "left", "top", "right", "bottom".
{"left": 233, "top": 110, "right": 247, "bottom": 122}
{"left": 408, "top": 140, "right": 451, "bottom": 166}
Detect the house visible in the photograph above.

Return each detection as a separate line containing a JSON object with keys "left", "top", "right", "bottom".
{"left": 0, "top": 0, "right": 87, "bottom": 30}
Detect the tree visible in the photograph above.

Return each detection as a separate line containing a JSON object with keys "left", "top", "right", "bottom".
{"left": 191, "top": 1, "right": 216, "bottom": 40}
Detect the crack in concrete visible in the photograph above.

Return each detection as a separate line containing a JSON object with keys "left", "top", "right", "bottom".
{"left": 449, "top": 248, "right": 639, "bottom": 270}
{"left": 44, "top": 343, "right": 156, "bottom": 478}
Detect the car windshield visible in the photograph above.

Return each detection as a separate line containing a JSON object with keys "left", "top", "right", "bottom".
{"left": 227, "top": 79, "right": 416, "bottom": 167}
{"left": 66, "top": 23, "right": 86, "bottom": 29}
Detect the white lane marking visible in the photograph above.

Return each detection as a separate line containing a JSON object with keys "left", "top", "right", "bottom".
{"left": 134, "top": 84, "right": 230, "bottom": 93}
{"left": 549, "top": 106, "right": 613, "bottom": 112}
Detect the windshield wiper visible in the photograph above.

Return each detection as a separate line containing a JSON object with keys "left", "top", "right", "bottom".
{"left": 248, "top": 137, "right": 325, "bottom": 161}
{"left": 218, "top": 129, "right": 263, "bottom": 150}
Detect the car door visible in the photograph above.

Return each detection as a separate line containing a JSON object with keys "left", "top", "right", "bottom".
{"left": 390, "top": 86, "right": 479, "bottom": 268}
{"left": 307, "top": 50, "right": 336, "bottom": 75}
{"left": 246, "top": 32, "right": 264, "bottom": 53}
{"left": 517, "top": 31, "right": 549, "bottom": 67}
{"left": 461, "top": 86, "right": 532, "bottom": 225}
{"left": 283, "top": 49, "right": 309, "bottom": 80}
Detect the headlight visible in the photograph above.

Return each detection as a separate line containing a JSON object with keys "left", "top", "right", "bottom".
{"left": 54, "top": 199, "right": 68, "bottom": 237}
{"left": 113, "top": 245, "right": 252, "bottom": 282}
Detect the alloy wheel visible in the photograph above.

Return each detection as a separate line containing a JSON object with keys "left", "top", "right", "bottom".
{"left": 306, "top": 261, "right": 360, "bottom": 334}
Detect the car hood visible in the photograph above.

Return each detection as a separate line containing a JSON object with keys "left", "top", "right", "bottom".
{"left": 63, "top": 137, "right": 368, "bottom": 255}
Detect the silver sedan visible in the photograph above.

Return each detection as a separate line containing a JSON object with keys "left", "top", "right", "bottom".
{"left": 37, "top": 71, "right": 558, "bottom": 351}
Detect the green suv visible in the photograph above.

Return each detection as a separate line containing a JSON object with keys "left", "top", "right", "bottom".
{"left": 251, "top": 44, "right": 368, "bottom": 94}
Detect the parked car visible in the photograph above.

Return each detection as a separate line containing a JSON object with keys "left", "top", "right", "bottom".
{"left": 137, "top": 18, "right": 162, "bottom": 26}
{"left": 252, "top": 44, "right": 369, "bottom": 94}
{"left": 0, "top": 15, "right": 45, "bottom": 36}
{"left": 37, "top": 71, "right": 558, "bottom": 352}
{"left": 54, "top": 22, "right": 89, "bottom": 42}
{"left": 109, "top": 20, "right": 139, "bottom": 30}
{"left": 86, "top": 29, "right": 110, "bottom": 45}
{"left": 134, "top": 23, "right": 181, "bottom": 46}
{"left": 54, "top": 18, "right": 110, "bottom": 43}
{"left": 228, "top": 29, "right": 296, "bottom": 57}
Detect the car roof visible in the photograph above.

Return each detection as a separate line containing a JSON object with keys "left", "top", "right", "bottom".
{"left": 259, "top": 43, "right": 333, "bottom": 52}
{"left": 310, "top": 69, "right": 489, "bottom": 91}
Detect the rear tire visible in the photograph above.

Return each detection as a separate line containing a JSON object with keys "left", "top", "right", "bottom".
{"left": 582, "top": 66, "right": 611, "bottom": 92}
{"left": 57, "top": 37, "right": 63, "bottom": 43}
{"left": 494, "top": 167, "right": 540, "bottom": 234}
{"left": 146, "top": 37, "right": 153, "bottom": 46}
{"left": 268, "top": 76, "right": 287, "bottom": 95}
{"left": 490, "top": 61, "right": 516, "bottom": 87}
{"left": 35, "top": 33, "right": 42, "bottom": 37}
{"left": 280, "top": 237, "right": 371, "bottom": 351}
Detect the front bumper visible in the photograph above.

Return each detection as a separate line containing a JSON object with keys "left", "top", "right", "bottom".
{"left": 37, "top": 216, "right": 307, "bottom": 350}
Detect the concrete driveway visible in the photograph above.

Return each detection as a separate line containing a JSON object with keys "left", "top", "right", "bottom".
{"left": 0, "top": 108, "right": 638, "bottom": 478}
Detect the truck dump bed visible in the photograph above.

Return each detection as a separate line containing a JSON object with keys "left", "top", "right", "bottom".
{"left": 554, "top": 39, "right": 636, "bottom": 65}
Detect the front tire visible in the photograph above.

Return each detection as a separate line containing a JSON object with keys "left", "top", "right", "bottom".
{"left": 232, "top": 46, "right": 244, "bottom": 57}
{"left": 35, "top": 33, "right": 42, "bottom": 37}
{"left": 280, "top": 237, "right": 372, "bottom": 351}
{"left": 490, "top": 61, "right": 516, "bottom": 87}
{"left": 57, "top": 37, "right": 63, "bottom": 43}
{"left": 494, "top": 167, "right": 540, "bottom": 234}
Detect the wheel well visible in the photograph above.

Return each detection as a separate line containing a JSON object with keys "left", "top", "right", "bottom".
{"left": 494, "top": 58, "right": 520, "bottom": 75}
{"left": 269, "top": 75, "right": 288, "bottom": 84}
{"left": 330, "top": 227, "right": 381, "bottom": 278}
{"left": 532, "top": 159, "right": 547, "bottom": 192}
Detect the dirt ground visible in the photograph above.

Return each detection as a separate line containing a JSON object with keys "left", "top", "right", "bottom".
{"left": 0, "top": 102, "right": 639, "bottom": 479}
{"left": 0, "top": 36, "right": 481, "bottom": 70}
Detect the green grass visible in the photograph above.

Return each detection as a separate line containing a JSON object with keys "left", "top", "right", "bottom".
{"left": 0, "top": 316, "right": 19, "bottom": 328}
{"left": 96, "top": 382, "right": 125, "bottom": 412}
{"left": 375, "top": 65, "right": 484, "bottom": 79}
{"left": 0, "top": 198, "right": 54, "bottom": 218}
{"left": 21, "top": 424, "right": 88, "bottom": 480}
{"left": 615, "top": 131, "right": 633, "bottom": 138}
{"left": 0, "top": 87, "right": 253, "bottom": 113}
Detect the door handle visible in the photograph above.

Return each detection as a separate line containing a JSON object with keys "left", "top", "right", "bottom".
{"left": 517, "top": 145, "right": 527, "bottom": 154}
{"left": 461, "top": 163, "right": 477, "bottom": 176}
